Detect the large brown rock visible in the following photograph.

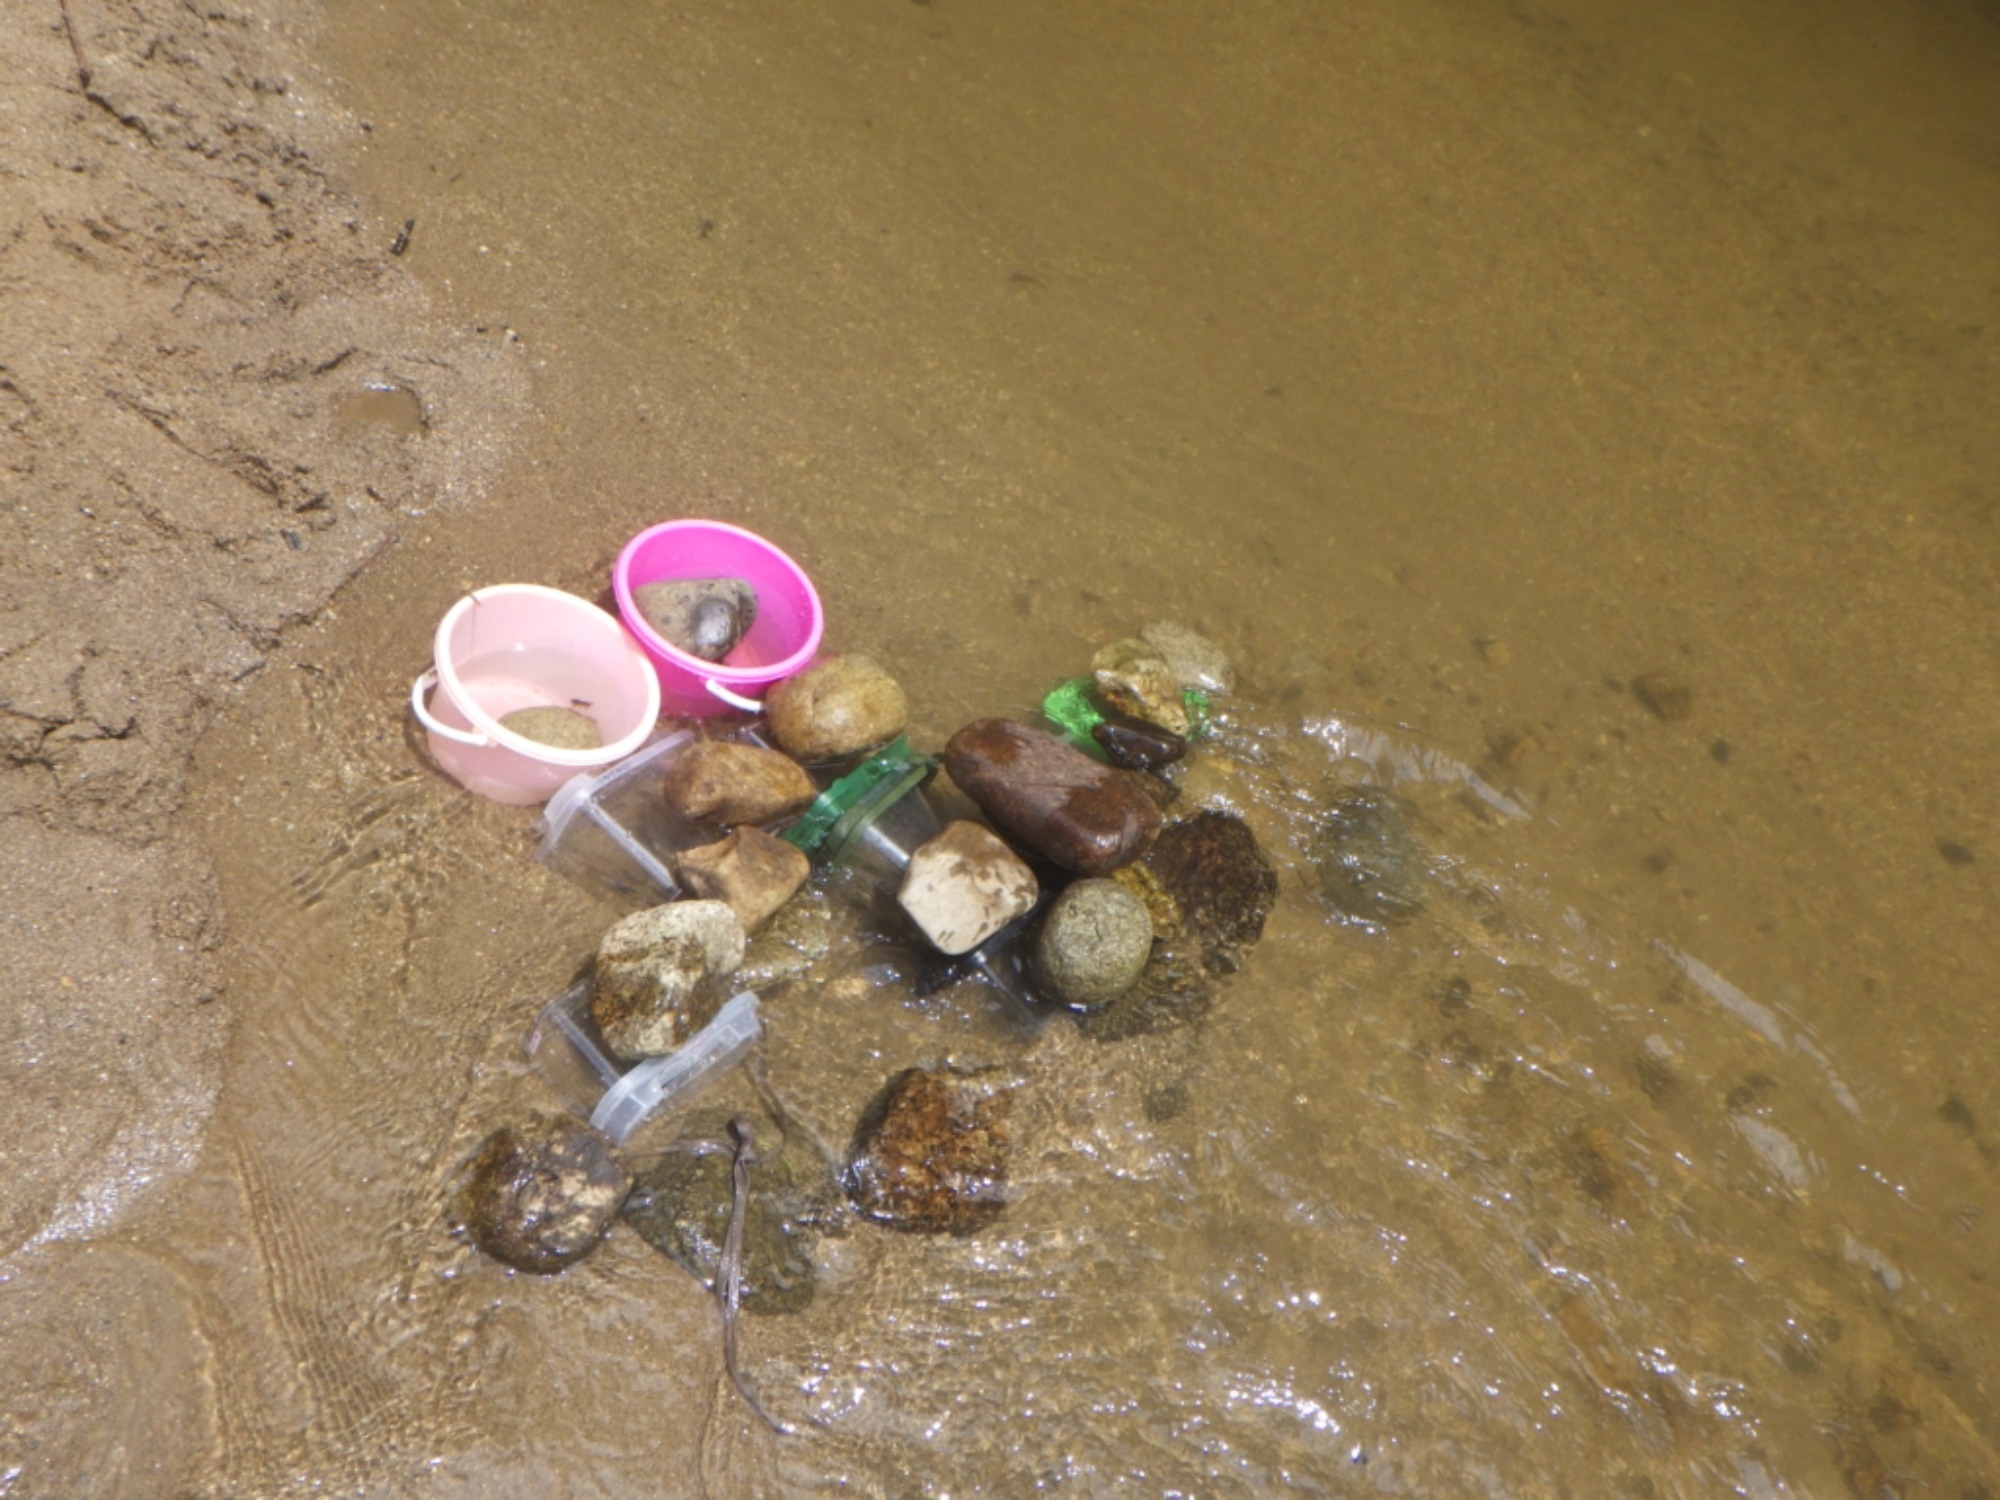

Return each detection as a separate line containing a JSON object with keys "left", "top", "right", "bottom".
{"left": 660, "top": 740, "right": 817, "bottom": 826}
{"left": 1139, "top": 810, "right": 1278, "bottom": 973}
{"left": 944, "top": 718, "right": 1161, "bottom": 876}
{"left": 678, "top": 826, "right": 812, "bottom": 933}
{"left": 843, "top": 1066, "right": 1014, "bottom": 1235}
{"left": 764, "top": 654, "right": 908, "bottom": 763}
{"left": 591, "top": 900, "right": 746, "bottom": 1061}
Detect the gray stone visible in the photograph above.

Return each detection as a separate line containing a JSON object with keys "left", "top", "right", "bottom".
{"left": 632, "top": 577, "right": 758, "bottom": 662}
{"left": 1092, "top": 638, "right": 1189, "bottom": 735}
{"left": 1032, "top": 878, "right": 1154, "bottom": 1009}
{"left": 1142, "top": 621, "right": 1234, "bottom": 695}
{"left": 591, "top": 900, "right": 746, "bottom": 1061}
{"left": 764, "top": 654, "right": 909, "bottom": 763}
{"left": 498, "top": 705, "right": 602, "bottom": 750}
{"left": 898, "top": 821, "right": 1039, "bottom": 955}
{"left": 459, "top": 1114, "right": 631, "bottom": 1274}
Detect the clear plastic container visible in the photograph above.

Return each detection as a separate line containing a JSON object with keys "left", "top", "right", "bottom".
{"left": 538, "top": 728, "right": 735, "bottom": 903}
{"left": 526, "top": 980, "right": 762, "bottom": 1144}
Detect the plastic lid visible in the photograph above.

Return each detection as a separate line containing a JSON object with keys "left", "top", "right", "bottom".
{"left": 589, "top": 991, "right": 762, "bottom": 1144}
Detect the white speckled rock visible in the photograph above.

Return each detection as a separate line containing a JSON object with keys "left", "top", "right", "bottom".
{"left": 1141, "top": 621, "right": 1234, "bottom": 696}
{"left": 897, "top": 821, "right": 1039, "bottom": 956}
{"left": 591, "top": 900, "right": 746, "bottom": 1060}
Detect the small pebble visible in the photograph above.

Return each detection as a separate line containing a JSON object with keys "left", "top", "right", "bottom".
{"left": 1632, "top": 671, "right": 1693, "bottom": 722}
{"left": 1093, "top": 720, "right": 1187, "bottom": 773}
{"left": 1938, "top": 838, "right": 1976, "bottom": 866}
{"left": 499, "top": 705, "right": 602, "bottom": 750}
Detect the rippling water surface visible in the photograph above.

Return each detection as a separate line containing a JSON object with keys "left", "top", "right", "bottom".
{"left": 110, "top": 0, "right": 2000, "bottom": 1492}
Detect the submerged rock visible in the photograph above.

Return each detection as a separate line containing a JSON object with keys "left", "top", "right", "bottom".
{"left": 678, "top": 825, "right": 811, "bottom": 933}
{"left": 944, "top": 718, "right": 1161, "bottom": 876}
{"left": 764, "top": 654, "right": 908, "bottom": 763}
{"left": 591, "top": 900, "right": 746, "bottom": 1061}
{"left": 1092, "top": 638, "right": 1189, "bottom": 736}
{"left": 844, "top": 1066, "right": 1015, "bottom": 1235}
{"left": 1032, "top": 877, "right": 1154, "bottom": 1009}
{"left": 632, "top": 577, "right": 758, "bottom": 663}
{"left": 1141, "top": 621, "right": 1234, "bottom": 695}
{"left": 661, "top": 740, "right": 817, "bottom": 827}
{"left": 1312, "top": 788, "right": 1428, "bottom": 926}
{"left": 622, "top": 1116, "right": 829, "bottom": 1314}
{"left": 1632, "top": 670, "right": 1694, "bottom": 722}
{"left": 737, "top": 887, "right": 835, "bottom": 992}
{"left": 1138, "top": 810, "right": 1278, "bottom": 974}
{"left": 460, "top": 1114, "right": 631, "bottom": 1274}
{"left": 898, "top": 821, "right": 1039, "bottom": 956}
{"left": 1073, "top": 946, "right": 1216, "bottom": 1042}
{"left": 498, "top": 705, "right": 603, "bottom": 750}
{"left": 1092, "top": 719, "right": 1187, "bottom": 774}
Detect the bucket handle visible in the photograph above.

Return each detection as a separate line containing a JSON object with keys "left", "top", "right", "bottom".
{"left": 703, "top": 678, "right": 766, "bottom": 714}
{"left": 410, "top": 668, "right": 491, "bottom": 747}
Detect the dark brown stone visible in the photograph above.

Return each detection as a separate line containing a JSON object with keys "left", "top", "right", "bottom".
{"left": 1632, "top": 671, "right": 1693, "bottom": 722}
{"left": 459, "top": 1114, "right": 631, "bottom": 1274}
{"left": 944, "top": 718, "right": 1161, "bottom": 876}
{"left": 843, "top": 1066, "right": 1014, "bottom": 1235}
{"left": 1092, "top": 719, "right": 1187, "bottom": 773}
{"left": 1139, "top": 810, "right": 1278, "bottom": 973}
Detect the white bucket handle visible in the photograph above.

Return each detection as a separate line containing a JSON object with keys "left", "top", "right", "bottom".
{"left": 703, "top": 678, "right": 766, "bottom": 714}
{"left": 410, "top": 668, "right": 491, "bottom": 747}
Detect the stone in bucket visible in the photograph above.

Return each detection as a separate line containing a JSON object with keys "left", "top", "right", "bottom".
{"left": 632, "top": 577, "right": 758, "bottom": 663}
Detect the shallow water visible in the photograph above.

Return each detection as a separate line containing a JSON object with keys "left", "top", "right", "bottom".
{"left": 78, "top": 0, "right": 2000, "bottom": 1492}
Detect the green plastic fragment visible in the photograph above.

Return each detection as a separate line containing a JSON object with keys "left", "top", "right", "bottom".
{"left": 780, "top": 736, "right": 929, "bottom": 855}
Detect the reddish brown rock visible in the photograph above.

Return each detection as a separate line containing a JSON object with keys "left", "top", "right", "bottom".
{"left": 943, "top": 718, "right": 1161, "bottom": 876}
{"left": 677, "top": 825, "right": 812, "bottom": 933}
{"left": 843, "top": 1066, "right": 1014, "bottom": 1235}
{"left": 660, "top": 740, "right": 817, "bottom": 826}
{"left": 1139, "top": 810, "right": 1278, "bottom": 974}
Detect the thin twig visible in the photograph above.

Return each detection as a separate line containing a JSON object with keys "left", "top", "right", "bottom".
{"left": 719, "top": 1115, "right": 786, "bottom": 1434}
{"left": 56, "top": 0, "right": 90, "bottom": 87}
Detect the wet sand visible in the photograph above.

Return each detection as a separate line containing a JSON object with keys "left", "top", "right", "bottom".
{"left": 5, "top": 0, "right": 2000, "bottom": 1494}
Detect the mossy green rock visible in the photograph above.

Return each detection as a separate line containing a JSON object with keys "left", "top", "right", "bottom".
{"left": 1032, "top": 878, "right": 1154, "bottom": 1009}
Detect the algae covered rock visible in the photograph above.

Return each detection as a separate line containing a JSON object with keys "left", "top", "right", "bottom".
{"left": 1312, "top": 788, "right": 1428, "bottom": 926}
{"left": 621, "top": 1115, "right": 830, "bottom": 1314}
{"left": 844, "top": 1066, "right": 1015, "bottom": 1235}
{"left": 1032, "top": 877, "right": 1153, "bottom": 1009}
{"left": 459, "top": 1114, "right": 631, "bottom": 1274}
{"left": 1072, "top": 946, "right": 1217, "bottom": 1042}
{"left": 737, "top": 886, "right": 835, "bottom": 992}
{"left": 1137, "top": 810, "right": 1277, "bottom": 974}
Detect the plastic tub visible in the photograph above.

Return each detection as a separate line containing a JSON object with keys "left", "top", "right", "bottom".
{"left": 527, "top": 982, "right": 762, "bottom": 1145}
{"left": 537, "top": 729, "right": 699, "bottom": 902}
{"left": 612, "top": 520, "right": 823, "bottom": 718}
{"left": 410, "top": 584, "right": 662, "bottom": 806}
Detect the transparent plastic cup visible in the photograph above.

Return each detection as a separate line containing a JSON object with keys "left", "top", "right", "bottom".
{"left": 527, "top": 982, "right": 762, "bottom": 1145}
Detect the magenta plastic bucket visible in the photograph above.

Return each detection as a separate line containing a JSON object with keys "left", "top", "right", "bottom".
{"left": 612, "top": 519, "right": 824, "bottom": 717}
{"left": 409, "top": 584, "right": 662, "bottom": 806}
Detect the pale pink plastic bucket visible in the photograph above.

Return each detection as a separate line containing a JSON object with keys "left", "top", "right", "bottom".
{"left": 409, "top": 584, "right": 662, "bottom": 806}
{"left": 612, "top": 519, "right": 824, "bottom": 717}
